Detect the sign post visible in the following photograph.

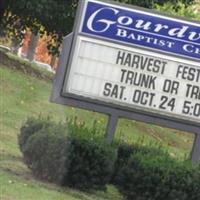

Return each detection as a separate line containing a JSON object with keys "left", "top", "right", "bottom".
{"left": 192, "top": 133, "right": 200, "bottom": 163}
{"left": 106, "top": 114, "right": 119, "bottom": 143}
{"left": 51, "top": 0, "right": 200, "bottom": 163}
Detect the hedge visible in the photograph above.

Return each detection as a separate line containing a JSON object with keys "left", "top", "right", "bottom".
{"left": 22, "top": 123, "right": 69, "bottom": 184}
{"left": 19, "top": 117, "right": 116, "bottom": 190}
{"left": 19, "top": 117, "right": 200, "bottom": 197}
{"left": 64, "top": 137, "right": 116, "bottom": 190}
{"left": 112, "top": 142, "right": 168, "bottom": 184}
{"left": 114, "top": 151, "right": 200, "bottom": 200}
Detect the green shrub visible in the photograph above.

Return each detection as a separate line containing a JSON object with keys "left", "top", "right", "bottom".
{"left": 67, "top": 117, "right": 103, "bottom": 141}
{"left": 23, "top": 123, "right": 69, "bottom": 185}
{"left": 64, "top": 137, "right": 117, "bottom": 191}
{"left": 63, "top": 118, "right": 116, "bottom": 191}
{"left": 20, "top": 117, "right": 116, "bottom": 190}
{"left": 112, "top": 142, "right": 168, "bottom": 184}
{"left": 115, "top": 152, "right": 200, "bottom": 200}
{"left": 160, "top": 163, "right": 200, "bottom": 200}
{"left": 18, "top": 117, "right": 51, "bottom": 152}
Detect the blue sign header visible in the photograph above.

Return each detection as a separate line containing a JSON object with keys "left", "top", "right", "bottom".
{"left": 81, "top": 0, "right": 200, "bottom": 60}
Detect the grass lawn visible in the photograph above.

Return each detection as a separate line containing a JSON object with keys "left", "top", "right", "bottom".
{"left": 0, "top": 170, "right": 124, "bottom": 200}
{"left": 0, "top": 64, "right": 124, "bottom": 200}
{"left": 0, "top": 60, "right": 195, "bottom": 199}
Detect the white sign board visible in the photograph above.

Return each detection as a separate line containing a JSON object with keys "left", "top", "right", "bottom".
{"left": 63, "top": 36, "right": 200, "bottom": 124}
{"left": 61, "top": 0, "right": 200, "bottom": 126}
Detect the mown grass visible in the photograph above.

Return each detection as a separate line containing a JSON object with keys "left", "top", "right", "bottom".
{"left": 0, "top": 59, "right": 195, "bottom": 199}
{"left": 0, "top": 64, "right": 123, "bottom": 200}
{"left": 0, "top": 170, "right": 124, "bottom": 200}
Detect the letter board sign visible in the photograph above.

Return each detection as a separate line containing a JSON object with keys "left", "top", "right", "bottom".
{"left": 60, "top": 0, "right": 200, "bottom": 127}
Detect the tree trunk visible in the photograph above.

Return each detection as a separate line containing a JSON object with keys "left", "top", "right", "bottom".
{"left": 0, "top": 0, "right": 5, "bottom": 22}
{"left": 11, "top": 39, "right": 20, "bottom": 54}
{"left": 50, "top": 55, "right": 57, "bottom": 69}
{"left": 26, "top": 33, "right": 39, "bottom": 61}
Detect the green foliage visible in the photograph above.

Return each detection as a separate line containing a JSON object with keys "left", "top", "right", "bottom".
{"left": 63, "top": 117, "right": 117, "bottom": 191}
{"left": 18, "top": 116, "right": 200, "bottom": 198}
{"left": 114, "top": 150, "right": 200, "bottom": 200}
{"left": 18, "top": 117, "right": 51, "bottom": 152}
{"left": 65, "top": 137, "right": 116, "bottom": 191}
{"left": 0, "top": 0, "right": 5, "bottom": 22}
{"left": 2, "top": 0, "right": 78, "bottom": 55}
{"left": 156, "top": 1, "right": 200, "bottom": 19}
{"left": 116, "top": 0, "right": 194, "bottom": 9}
{"left": 22, "top": 121, "right": 69, "bottom": 184}
{"left": 112, "top": 142, "right": 168, "bottom": 184}
{"left": 0, "top": 63, "right": 124, "bottom": 200}
{"left": 19, "top": 117, "right": 116, "bottom": 191}
{"left": 67, "top": 117, "right": 104, "bottom": 141}
{"left": 1, "top": 0, "right": 196, "bottom": 55}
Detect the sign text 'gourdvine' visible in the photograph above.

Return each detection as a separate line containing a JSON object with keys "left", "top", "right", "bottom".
{"left": 82, "top": 1, "right": 200, "bottom": 60}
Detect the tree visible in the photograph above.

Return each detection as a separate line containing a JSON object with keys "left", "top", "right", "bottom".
{"left": 116, "top": 0, "right": 194, "bottom": 9}
{"left": 156, "top": 0, "right": 200, "bottom": 20}
{"left": 0, "top": 0, "right": 5, "bottom": 34}
{"left": 0, "top": 0, "right": 196, "bottom": 55}
{"left": 0, "top": 0, "right": 7, "bottom": 17}
{"left": 1, "top": 0, "right": 78, "bottom": 55}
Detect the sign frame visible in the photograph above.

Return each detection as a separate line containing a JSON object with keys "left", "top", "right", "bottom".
{"left": 51, "top": 0, "right": 200, "bottom": 163}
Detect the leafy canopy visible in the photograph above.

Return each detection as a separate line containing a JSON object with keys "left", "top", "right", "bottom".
{"left": 0, "top": 0, "right": 196, "bottom": 55}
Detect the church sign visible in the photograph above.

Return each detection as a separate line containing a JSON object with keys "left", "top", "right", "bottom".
{"left": 51, "top": 0, "right": 200, "bottom": 163}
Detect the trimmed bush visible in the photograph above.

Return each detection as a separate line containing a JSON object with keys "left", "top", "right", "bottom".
{"left": 112, "top": 142, "right": 168, "bottom": 184}
{"left": 64, "top": 137, "right": 116, "bottom": 191}
{"left": 19, "top": 117, "right": 116, "bottom": 191}
{"left": 20, "top": 117, "right": 200, "bottom": 197}
{"left": 63, "top": 117, "right": 117, "bottom": 190}
{"left": 23, "top": 123, "right": 69, "bottom": 184}
{"left": 114, "top": 151, "right": 200, "bottom": 200}
{"left": 18, "top": 117, "right": 51, "bottom": 152}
